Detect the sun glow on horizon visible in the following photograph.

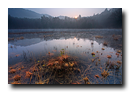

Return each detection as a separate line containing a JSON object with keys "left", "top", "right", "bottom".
{"left": 74, "top": 16, "right": 78, "bottom": 19}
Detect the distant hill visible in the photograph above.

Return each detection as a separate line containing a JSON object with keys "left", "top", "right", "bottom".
{"left": 8, "top": 8, "right": 51, "bottom": 19}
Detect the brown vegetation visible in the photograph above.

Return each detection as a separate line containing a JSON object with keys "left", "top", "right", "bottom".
{"left": 83, "top": 77, "right": 89, "bottom": 84}
{"left": 15, "top": 54, "right": 20, "bottom": 57}
{"left": 117, "top": 50, "right": 121, "bottom": 53}
{"left": 102, "top": 48, "right": 105, "bottom": 50}
{"left": 95, "top": 36, "right": 103, "bottom": 38}
{"left": 117, "top": 61, "right": 122, "bottom": 64}
{"left": 9, "top": 69, "right": 16, "bottom": 73}
{"left": 95, "top": 75, "right": 99, "bottom": 78}
{"left": 101, "top": 70, "right": 109, "bottom": 78}
{"left": 20, "top": 36, "right": 24, "bottom": 39}
{"left": 103, "top": 42, "right": 108, "bottom": 46}
{"left": 91, "top": 52, "right": 95, "bottom": 55}
{"left": 107, "top": 55, "right": 111, "bottom": 58}
{"left": 25, "top": 71, "right": 33, "bottom": 78}
{"left": 8, "top": 38, "right": 14, "bottom": 41}
{"left": 14, "top": 75, "right": 21, "bottom": 81}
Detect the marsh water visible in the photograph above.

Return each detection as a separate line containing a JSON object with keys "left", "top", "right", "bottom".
{"left": 8, "top": 29, "right": 122, "bottom": 84}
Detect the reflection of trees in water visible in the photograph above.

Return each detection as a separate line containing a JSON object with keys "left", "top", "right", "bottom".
{"left": 8, "top": 29, "right": 122, "bottom": 50}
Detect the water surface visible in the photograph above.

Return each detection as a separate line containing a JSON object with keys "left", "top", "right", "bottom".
{"left": 8, "top": 29, "right": 122, "bottom": 84}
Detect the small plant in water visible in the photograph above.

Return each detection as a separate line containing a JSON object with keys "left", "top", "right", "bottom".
{"left": 103, "top": 42, "right": 108, "bottom": 46}
{"left": 101, "top": 70, "right": 109, "bottom": 78}
{"left": 107, "top": 55, "right": 111, "bottom": 59}
{"left": 102, "top": 48, "right": 105, "bottom": 50}
{"left": 117, "top": 50, "right": 121, "bottom": 53}
{"left": 60, "top": 49, "right": 65, "bottom": 56}
{"left": 91, "top": 52, "right": 95, "bottom": 55}
{"left": 95, "top": 75, "right": 99, "bottom": 78}
{"left": 83, "top": 77, "right": 89, "bottom": 84}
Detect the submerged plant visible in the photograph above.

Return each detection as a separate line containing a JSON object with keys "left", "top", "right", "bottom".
{"left": 101, "top": 70, "right": 109, "bottom": 78}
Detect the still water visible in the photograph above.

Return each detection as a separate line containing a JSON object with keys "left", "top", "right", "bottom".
{"left": 8, "top": 29, "right": 122, "bottom": 84}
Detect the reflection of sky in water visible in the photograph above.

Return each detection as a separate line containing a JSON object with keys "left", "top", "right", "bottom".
{"left": 8, "top": 37, "right": 122, "bottom": 65}
{"left": 8, "top": 36, "right": 122, "bottom": 84}
{"left": 8, "top": 29, "right": 122, "bottom": 84}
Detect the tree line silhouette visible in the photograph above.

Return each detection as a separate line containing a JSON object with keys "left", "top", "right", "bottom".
{"left": 8, "top": 8, "right": 122, "bottom": 29}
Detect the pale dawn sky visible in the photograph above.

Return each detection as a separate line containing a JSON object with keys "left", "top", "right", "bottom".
{"left": 25, "top": 8, "right": 111, "bottom": 18}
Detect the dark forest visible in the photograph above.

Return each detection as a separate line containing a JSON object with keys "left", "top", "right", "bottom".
{"left": 8, "top": 8, "right": 122, "bottom": 29}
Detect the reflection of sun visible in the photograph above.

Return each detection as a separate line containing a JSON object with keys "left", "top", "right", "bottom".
{"left": 74, "top": 37, "right": 76, "bottom": 39}
{"left": 75, "top": 16, "right": 78, "bottom": 19}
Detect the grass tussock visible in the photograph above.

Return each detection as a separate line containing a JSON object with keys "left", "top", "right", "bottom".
{"left": 101, "top": 70, "right": 109, "bottom": 78}
{"left": 95, "top": 36, "right": 103, "bottom": 38}
{"left": 103, "top": 42, "right": 108, "bottom": 46}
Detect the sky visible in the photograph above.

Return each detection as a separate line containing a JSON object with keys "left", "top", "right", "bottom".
{"left": 25, "top": 8, "right": 110, "bottom": 18}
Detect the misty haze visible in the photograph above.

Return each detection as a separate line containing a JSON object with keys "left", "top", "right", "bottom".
{"left": 8, "top": 8, "right": 122, "bottom": 84}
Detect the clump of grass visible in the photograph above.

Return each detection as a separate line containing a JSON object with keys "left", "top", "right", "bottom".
{"left": 25, "top": 71, "right": 33, "bottom": 78}
{"left": 116, "top": 65, "right": 121, "bottom": 70}
{"left": 21, "top": 66, "right": 24, "bottom": 69}
{"left": 91, "top": 52, "right": 95, "bottom": 55}
{"left": 114, "top": 37, "right": 118, "bottom": 41}
{"left": 15, "top": 54, "right": 20, "bottom": 57}
{"left": 71, "top": 81, "right": 81, "bottom": 84}
{"left": 10, "top": 45, "right": 13, "bottom": 48}
{"left": 117, "top": 50, "right": 121, "bottom": 53}
{"left": 86, "top": 82, "right": 90, "bottom": 84}
{"left": 112, "top": 34, "right": 115, "bottom": 37}
{"left": 116, "top": 53, "right": 119, "bottom": 57}
{"left": 106, "top": 60, "right": 110, "bottom": 67}
{"left": 11, "top": 81, "right": 21, "bottom": 84}
{"left": 98, "top": 59, "right": 100, "bottom": 61}
{"left": 117, "top": 61, "right": 122, "bottom": 64}
{"left": 95, "top": 62, "right": 98, "bottom": 66}
{"left": 8, "top": 38, "right": 14, "bottom": 41}
{"left": 101, "top": 70, "right": 109, "bottom": 78}
{"left": 91, "top": 42, "right": 94, "bottom": 45}
{"left": 103, "top": 42, "right": 108, "bottom": 46}
{"left": 83, "top": 77, "right": 89, "bottom": 84}
{"left": 91, "top": 59, "right": 94, "bottom": 62}
{"left": 47, "top": 51, "right": 54, "bottom": 56}
{"left": 95, "top": 36, "right": 103, "bottom": 38}
{"left": 9, "top": 69, "right": 16, "bottom": 74}
{"left": 64, "top": 63, "right": 69, "bottom": 68}
{"left": 107, "top": 55, "right": 111, "bottom": 59}
{"left": 95, "top": 75, "right": 99, "bottom": 78}
{"left": 18, "top": 68, "right": 21, "bottom": 71}
{"left": 14, "top": 75, "right": 21, "bottom": 81}
{"left": 10, "top": 67, "right": 13, "bottom": 69}
{"left": 20, "top": 36, "right": 24, "bottom": 40}
{"left": 102, "top": 48, "right": 105, "bottom": 50}
{"left": 109, "top": 62, "right": 116, "bottom": 69}
{"left": 60, "top": 49, "right": 65, "bottom": 56}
